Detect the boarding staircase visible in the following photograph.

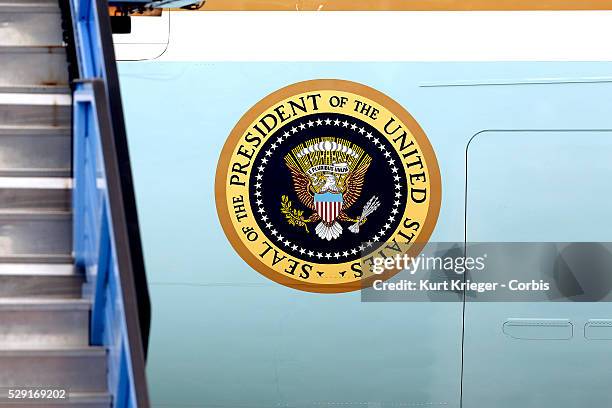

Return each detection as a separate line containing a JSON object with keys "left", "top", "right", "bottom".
{"left": 0, "top": 0, "right": 149, "bottom": 407}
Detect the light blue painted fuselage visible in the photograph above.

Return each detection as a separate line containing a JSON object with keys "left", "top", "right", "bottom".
{"left": 118, "top": 62, "right": 612, "bottom": 408}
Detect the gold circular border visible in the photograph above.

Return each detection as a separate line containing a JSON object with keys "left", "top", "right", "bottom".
{"left": 215, "top": 79, "right": 442, "bottom": 293}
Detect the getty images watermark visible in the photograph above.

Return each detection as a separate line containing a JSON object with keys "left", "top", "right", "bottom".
{"left": 370, "top": 252, "right": 548, "bottom": 292}
{"left": 361, "top": 243, "right": 612, "bottom": 302}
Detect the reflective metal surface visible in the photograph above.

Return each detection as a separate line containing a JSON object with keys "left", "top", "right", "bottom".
{"left": 0, "top": 211, "right": 72, "bottom": 256}
{"left": 0, "top": 128, "right": 70, "bottom": 177}
{"left": 0, "top": 299, "right": 89, "bottom": 348}
{"left": 0, "top": 6, "right": 62, "bottom": 47}
{"left": 0, "top": 348, "right": 107, "bottom": 391}
{"left": 0, "top": 49, "right": 69, "bottom": 88}
{"left": 0, "top": 270, "right": 82, "bottom": 298}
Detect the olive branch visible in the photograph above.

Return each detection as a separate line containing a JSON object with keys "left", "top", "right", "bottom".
{"left": 281, "top": 195, "right": 311, "bottom": 233}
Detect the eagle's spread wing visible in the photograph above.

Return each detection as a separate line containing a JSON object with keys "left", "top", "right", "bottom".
{"left": 286, "top": 162, "right": 315, "bottom": 210}
{"left": 342, "top": 162, "right": 370, "bottom": 210}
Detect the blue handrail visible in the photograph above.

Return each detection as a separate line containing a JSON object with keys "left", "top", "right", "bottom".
{"left": 67, "top": 0, "right": 151, "bottom": 406}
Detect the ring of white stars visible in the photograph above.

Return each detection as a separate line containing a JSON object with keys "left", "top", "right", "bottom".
{"left": 253, "top": 116, "right": 406, "bottom": 263}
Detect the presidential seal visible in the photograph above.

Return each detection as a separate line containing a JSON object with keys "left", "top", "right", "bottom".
{"left": 215, "top": 79, "right": 441, "bottom": 293}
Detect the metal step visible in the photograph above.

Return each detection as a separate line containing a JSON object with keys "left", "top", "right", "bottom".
{"left": 0, "top": 392, "right": 111, "bottom": 408}
{"left": 0, "top": 299, "right": 89, "bottom": 348}
{"left": 0, "top": 86, "right": 70, "bottom": 94}
{"left": 0, "top": 348, "right": 107, "bottom": 392}
{"left": 0, "top": 92, "right": 71, "bottom": 127}
{"left": 0, "top": 210, "right": 72, "bottom": 257}
{"left": 0, "top": 175, "right": 71, "bottom": 211}
{"left": 0, "top": 127, "right": 70, "bottom": 177}
{"left": 0, "top": 254, "right": 73, "bottom": 264}
{"left": 0, "top": 5, "right": 63, "bottom": 47}
{"left": 0, "top": 47, "right": 69, "bottom": 88}
{"left": 0, "top": 264, "right": 82, "bottom": 298}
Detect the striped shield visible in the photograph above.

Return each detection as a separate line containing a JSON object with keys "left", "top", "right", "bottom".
{"left": 314, "top": 192, "right": 344, "bottom": 223}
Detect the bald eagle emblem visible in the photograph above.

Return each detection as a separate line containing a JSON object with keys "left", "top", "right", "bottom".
{"left": 281, "top": 137, "right": 381, "bottom": 241}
